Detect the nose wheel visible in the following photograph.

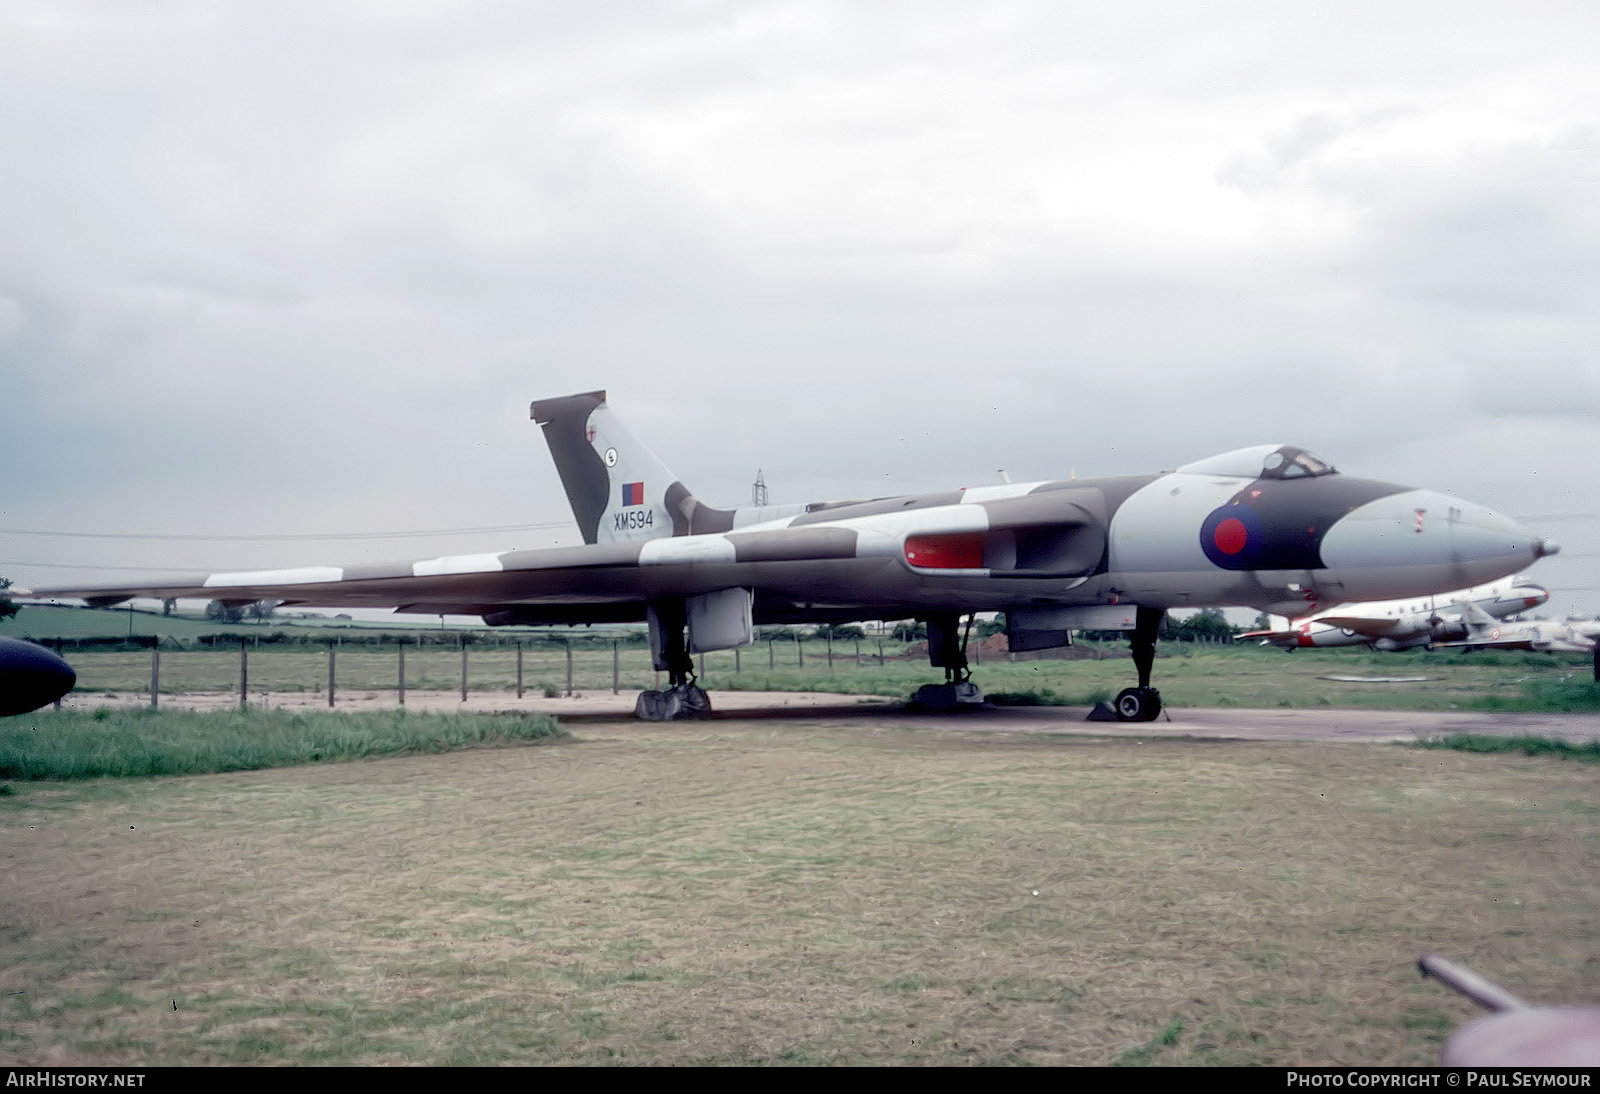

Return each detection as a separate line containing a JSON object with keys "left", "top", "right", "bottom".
{"left": 1114, "top": 686, "right": 1162, "bottom": 722}
{"left": 1115, "top": 606, "right": 1166, "bottom": 722}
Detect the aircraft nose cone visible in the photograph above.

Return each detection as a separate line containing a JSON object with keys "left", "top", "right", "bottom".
{"left": 0, "top": 637, "right": 76, "bottom": 716}
{"left": 1319, "top": 488, "right": 1549, "bottom": 600}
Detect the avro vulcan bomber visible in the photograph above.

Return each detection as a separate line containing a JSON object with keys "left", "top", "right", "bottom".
{"left": 35, "top": 391, "right": 1557, "bottom": 721}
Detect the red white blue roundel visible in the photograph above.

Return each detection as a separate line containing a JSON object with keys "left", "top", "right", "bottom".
{"left": 1200, "top": 504, "right": 1264, "bottom": 569}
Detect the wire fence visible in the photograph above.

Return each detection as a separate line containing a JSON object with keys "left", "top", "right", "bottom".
{"left": 55, "top": 635, "right": 925, "bottom": 707}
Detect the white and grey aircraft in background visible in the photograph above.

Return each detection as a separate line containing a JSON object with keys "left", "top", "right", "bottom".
{"left": 33, "top": 391, "right": 1559, "bottom": 721}
{"left": 1431, "top": 602, "right": 1600, "bottom": 654}
{"left": 1240, "top": 577, "right": 1550, "bottom": 651}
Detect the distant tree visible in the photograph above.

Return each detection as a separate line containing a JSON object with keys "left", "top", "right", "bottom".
{"left": 1078, "top": 629, "right": 1129, "bottom": 643}
{"left": 812, "top": 623, "right": 865, "bottom": 640}
{"left": 162, "top": 599, "right": 177, "bottom": 616}
{"left": 247, "top": 599, "right": 280, "bottom": 623}
{"left": 892, "top": 621, "right": 928, "bottom": 642}
{"left": 1168, "top": 608, "right": 1237, "bottom": 642}
{"left": 0, "top": 577, "right": 17, "bottom": 623}
{"left": 1081, "top": 611, "right": 1166, "bottom": 643}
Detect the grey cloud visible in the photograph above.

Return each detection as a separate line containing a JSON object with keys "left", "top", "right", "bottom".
{"left": 1, "top": 2, "right": 1595, "bottom": 612}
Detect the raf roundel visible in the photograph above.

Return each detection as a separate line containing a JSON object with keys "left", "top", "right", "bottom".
{"left": 1214, "top": 518, "right": 1248, "bottom": 555}
{"left": 1199, "top": 503, "right": 1264, "bottom": 570}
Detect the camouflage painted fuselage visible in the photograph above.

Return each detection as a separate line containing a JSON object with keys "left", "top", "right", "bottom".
{"left": 35, "top": 393, "right": 1554, "bottom": 649}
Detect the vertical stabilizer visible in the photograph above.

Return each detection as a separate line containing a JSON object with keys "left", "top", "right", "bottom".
{"left": 531, "top": 391, "right": 734, "bottom": 545}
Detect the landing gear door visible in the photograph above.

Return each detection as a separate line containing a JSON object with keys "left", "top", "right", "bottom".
{"left": 1007, "top": 604, "right": 1140, "bottom": 652}
{"left": 687, "top": 588, "right": 755, "bottom": 653}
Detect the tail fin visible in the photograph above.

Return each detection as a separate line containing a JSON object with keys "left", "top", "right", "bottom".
{"left": 531, "top": 391, "right": 734, "bottom": 545}
{"left": 1238, "top": 614, "right": 1298, "bottom": 647}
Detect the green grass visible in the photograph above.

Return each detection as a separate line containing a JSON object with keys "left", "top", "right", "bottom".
{"left": 5, "top": 602, "right": 637, "bottom": 644}
{"left": 1115, "top": 1015, "right": 1185, "bottom": 1066}
{"left": 7, "top": 603, "right": 433, "bottom": 642}
{"left": 0, "top": 708, "right": 562, "bottom": 780}
{"left": 714, "top": 645, "right": 1600, "bottom": 713}
{"left": 1465, "top": 677, "right": 1600, "bottom": 713}
{"left": 1416, "top": 734, "right": 1600, "bottom": 763}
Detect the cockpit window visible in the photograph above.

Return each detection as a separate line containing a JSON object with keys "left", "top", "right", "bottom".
{"left": 1260, "top": 446, "right": 1336, "bottom": 480}
{"left": 1177, "top": 444, "right": 1338, "bottom": 480}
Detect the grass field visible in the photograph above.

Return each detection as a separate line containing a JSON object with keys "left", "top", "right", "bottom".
{"left": 3, "top": 719, "right": 1597, "bottom": 1066}
{"left": 5, "top": 638, "right": 1596, "bottom": 1065}
{"left": 0, "top": 708, "right": 562, "bottom": 780}
{"left": 48, "top": 641, "right": 1600, "bottom": 713}
{"left": 6, "top": 604, "right": 453, "bottom": 642}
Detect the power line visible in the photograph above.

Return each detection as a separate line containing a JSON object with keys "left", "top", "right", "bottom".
{"left": 0, "top": 522, "right": 570, "bottom": 542}
{"left": 1, "top": 559, "right": 214, "bottom": 573}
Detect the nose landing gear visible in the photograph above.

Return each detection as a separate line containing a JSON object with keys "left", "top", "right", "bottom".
{"left": 1111, "top": 606, "right": 1164, "bottom": 723}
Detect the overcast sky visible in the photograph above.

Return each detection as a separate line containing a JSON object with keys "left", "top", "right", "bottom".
{"left": 3, "top": 0, "right": 1596, "bottom": 618}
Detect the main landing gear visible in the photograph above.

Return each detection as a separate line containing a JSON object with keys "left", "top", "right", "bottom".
{"left": 628, "top": 599, "right": 1165, "bottom": 723}
{"left": 1109, "top": 605, "right": 1163, "bottom": 723}
{"left": 910, "top": 613, "right": 987, "bottom": 711}
{"left": 910, "top": 608, "right": 1164, "bottom": 722}
{"left": 635, "top": 600, "right": 711, "bottom": 721}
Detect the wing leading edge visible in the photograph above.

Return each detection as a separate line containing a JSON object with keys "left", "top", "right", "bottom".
{"left": 32, "top": 486, "right": 1116, "bottom": 624}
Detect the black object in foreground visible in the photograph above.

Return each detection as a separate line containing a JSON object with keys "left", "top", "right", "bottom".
{"left": 0, "top": 636, "right": 75, "bottom": 716}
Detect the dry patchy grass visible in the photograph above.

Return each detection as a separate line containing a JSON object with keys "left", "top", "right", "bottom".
{"left": 2, "top": 723, "right": 1597, "bottom": 1065}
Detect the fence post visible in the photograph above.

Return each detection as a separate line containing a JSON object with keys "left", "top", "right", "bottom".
{"left": 768, "top": 638, "right": 774, "bottom": 669}
{"left": 239, "top": 640, "right": 248, "bottom": 711}
{"left": 612, "top": 640, "right": 619, "bottom": 695}
{"left": 516, "top": 642, "right": 524, "bottom": 699}
{"left": 398, "top": 640, "right": 406, "bottom": 707}
{"left": 797, "top": 629, "right": 804, "bottom": 668}
{"left": 735, "top": 646, "right": 741, "bottom": 673}
{"left": 328, "top": 646, "right": 336, "bottom": 708}
{"left": 150, "top": 644, "right": 159, "bottom": 710}
{"left": 565, "top": 641, "right": 573, "bottom": 697}
{"left": 460, "top": 637, "right": 468, "bottom": 703}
